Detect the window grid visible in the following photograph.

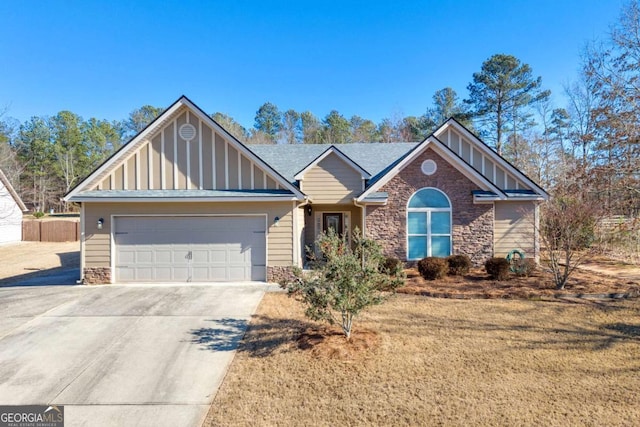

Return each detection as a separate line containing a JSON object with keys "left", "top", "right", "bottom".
{"left": 407, "top": 189, "right": 452, "bottom": 260}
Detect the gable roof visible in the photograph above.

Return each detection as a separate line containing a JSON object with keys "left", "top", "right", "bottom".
{"left": 293, "top": 145, "right": 371, "bottom": 180}
{"left": 0, "top": 169, "right": 27, "bottom": 211}
{"left": 358, "top": 135, "right": 507, "bottom": 201}
{"left": 64, "top": 96, "right": 305, "bottom": 202}
{"left": 249, "top": 143, "right": 417, "bottom": 185}
{"left": 358, "top": 119, "right": 549, "bottom": 202}
{"left": 434, "top": 118, "right": 549, "bottom": 199}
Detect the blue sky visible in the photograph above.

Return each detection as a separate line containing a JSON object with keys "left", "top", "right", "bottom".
{"left": 0, "top": 0, "right": 624, "bottom": 129}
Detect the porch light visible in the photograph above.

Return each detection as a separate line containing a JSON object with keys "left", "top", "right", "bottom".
{"left": 97, "top": 218, "right": 104, "bottom": 230}
{"left": 274, "top": 216, "right": 280, "bottom": 227}
{"left": 306, "top": 205, "right": 312, "bottom": 216}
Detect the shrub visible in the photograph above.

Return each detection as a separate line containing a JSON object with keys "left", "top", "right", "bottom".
{"left": 485, "top": 257, "right": 510, "bottom": 280}
{"left": 417, "top": 257, "right": 448, "bottom": 280}
{"left": 514, "top": 258, "right": 537, "bottom": 277}
{"left": 282, "top": 228, "right": 404, "bottom": 339}
{"left": 446, "top": 254, "right": 471, "bottom": 276}
{"left": 380, "top": 256, "right": 403, "bottom": 277}
{"left": 33, "top": 211, "right": 45, "bottom": 219}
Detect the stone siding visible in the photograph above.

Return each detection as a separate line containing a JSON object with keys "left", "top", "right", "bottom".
{"left": 267, "top": 266, "right": 296, "bottom": 285}
{"left": 366, "top": 148, "right": 493, "bottom": 265}
{"left": 83, "top": 267, "right": 111, "bottom": 284}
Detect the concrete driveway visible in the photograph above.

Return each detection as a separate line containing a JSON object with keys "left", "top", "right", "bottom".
{"left": 0, "top": 283, "right": 267, "bottom": 426}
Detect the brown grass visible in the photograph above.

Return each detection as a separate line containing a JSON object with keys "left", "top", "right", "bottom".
{"left": 0, "top": 241, "right": 79, "bottom": 281}
{"left": 205, "top": 292, "right": 640, "bottom": 427}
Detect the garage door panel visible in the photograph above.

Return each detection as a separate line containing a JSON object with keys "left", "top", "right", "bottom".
{"left": 115, "top": 216, "right": 266, "bottom": 283}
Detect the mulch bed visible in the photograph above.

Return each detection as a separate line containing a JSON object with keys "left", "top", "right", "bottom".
{"left": 399, "top": 266, "right": 640, "bottom": 300}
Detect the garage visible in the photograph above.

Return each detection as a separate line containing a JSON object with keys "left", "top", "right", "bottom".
{"left": 114, "top": 216, "right": 266, "bottom": 283}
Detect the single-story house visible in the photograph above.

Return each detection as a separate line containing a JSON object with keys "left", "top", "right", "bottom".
{"left": 64, "top": 96, "right": 548, "bottom": 284}
{"left": 0, "top": 169, "right": 28, "bottom": 244}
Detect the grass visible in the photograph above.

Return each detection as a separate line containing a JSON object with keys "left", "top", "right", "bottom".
{"left": 205, "top": 292, "right": 640, "bottom": 427}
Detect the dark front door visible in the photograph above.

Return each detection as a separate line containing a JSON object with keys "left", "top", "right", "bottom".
{"left": 322, "top": 213, "right": 343, "bottom": 236}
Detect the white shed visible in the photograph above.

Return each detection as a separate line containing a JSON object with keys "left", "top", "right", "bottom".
{"left": 0, "top": 169, "right": 27, "bottom": 244}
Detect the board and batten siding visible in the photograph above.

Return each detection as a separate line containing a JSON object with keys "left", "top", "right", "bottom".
{"left": 438, "top": 127, "right": 532, "bottom": 191}
{"left": 300, "top": 153, "right": 362, "bottom": 204}
{"left": 494, "top": 201, "right": 536, "bottom": 257}
{"left": 91, "top": 107, "right": 282, "bottom": 192}
{"left": 83, "top": 202, "right": 295, "bottom": 269}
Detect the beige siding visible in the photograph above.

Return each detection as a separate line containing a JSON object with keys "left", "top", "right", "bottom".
{"left": 83, "top": 202, "right": 295, "bottom": 270}
{"left": 87, "top": 106, "right": 285, "bottom": 192}
{"left": 301, "top": 153, "right": 362, "bottom": 204}
{"left": 139, "top": 145, "right": 149, "bottom": 190}
{"left": 439, "top": 127, "right": 532, "bottom": 191}
{"left": 494, "top": 201, "right": 535, "bottom": 257}
{"left": 302, "top": 204, "right": 363, "bottom": 251}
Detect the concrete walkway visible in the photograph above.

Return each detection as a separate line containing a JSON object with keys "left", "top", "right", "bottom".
{"left": 0, "top": 283, "right": 267, "bottom": 427}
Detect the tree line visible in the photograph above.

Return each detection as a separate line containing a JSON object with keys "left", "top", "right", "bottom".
{"left": 1, "top": 0, "right": 639, "bottom": 217}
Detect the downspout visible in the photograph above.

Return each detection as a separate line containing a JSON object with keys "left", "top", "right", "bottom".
{"left": 353, "top": 198, "right": 366, "bottom": 237}
{"left": 296, "top": 196, "right": 312, "bottom": 267}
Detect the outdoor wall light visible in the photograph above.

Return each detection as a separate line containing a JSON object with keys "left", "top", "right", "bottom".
{"left": 274, "top": 216, "right": 280, "bottom": 227}
{"left": 306, "top": 205, "right": 312, "bottom": 216}
{"left": 97, "top": 218, "right": 104, "bottom": 230}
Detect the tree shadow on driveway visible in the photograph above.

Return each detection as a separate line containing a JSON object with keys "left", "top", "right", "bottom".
{"left": 190, "top": 316, "right": 314, "bottom": 356}
{"left": 190, "top": 318, "right": 249, "bottom": 352}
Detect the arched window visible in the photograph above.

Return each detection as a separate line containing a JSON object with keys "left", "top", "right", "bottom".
{"left": 407, "top": 188, "right": 452, "bottom": 259}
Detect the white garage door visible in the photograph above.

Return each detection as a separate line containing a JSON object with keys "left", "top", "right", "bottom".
{"left": 115, "top": 216, "right": 266, "bottom": 283}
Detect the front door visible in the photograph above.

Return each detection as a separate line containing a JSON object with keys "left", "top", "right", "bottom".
{"left": 322, "top": 213, "right": 343, "bottom": 236}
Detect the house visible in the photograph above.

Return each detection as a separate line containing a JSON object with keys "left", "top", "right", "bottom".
{"left": 0, "top": 169, "right": 28, "bottom": 244}
{"left": 64, "top": 96, "right": 548, "bottom": 284}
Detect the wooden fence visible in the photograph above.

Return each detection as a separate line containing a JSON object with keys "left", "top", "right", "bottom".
{"left": 23, "top": 220, "right": 80, "bottom": 242}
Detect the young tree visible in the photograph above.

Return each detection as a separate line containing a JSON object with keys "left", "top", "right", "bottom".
{"left": 282, "top": 229, "right": 403, "bottom": 339}
{"left": 539, "top": 192, "right": 600, "bottom": 289}
{"left": 466, "top": 54, "right": 549, "bottom": 155}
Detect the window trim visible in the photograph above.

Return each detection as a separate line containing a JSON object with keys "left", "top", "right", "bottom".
{"left": 406, "top": 187, "right": 452, "bottom": 260}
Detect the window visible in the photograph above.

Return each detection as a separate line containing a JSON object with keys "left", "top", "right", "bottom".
{"left": 407, "top": 188, "right": 451, "bottom": 259}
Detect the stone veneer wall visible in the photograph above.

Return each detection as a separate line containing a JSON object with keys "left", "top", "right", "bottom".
{"left": 366, "top": 148, "right": 493, "bottom": 265}
{"left": 83, "top": 267, "right": 111, "bottom": 284}
{"left": 267, "top": 266, "right": 296, "bottom": 285}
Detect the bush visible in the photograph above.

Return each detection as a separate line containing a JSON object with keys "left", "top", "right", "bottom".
{"left": 485, "top": 257, "right": 510, "bottom": 281}
{"left": 514, "top": 258, "right": 537, "bottom": 277}
{"left": 33, "top": 211, "right": 45, "bottom": 219}
{"left": 446, "top": 254, "right": 471, "bottom": 276}
{"left": 380, "top": 257, "right": 404, "bottom": 277}
{"left": 282, "top": 228, "right": 404, "bottom": 339}
{"left": 417, "top": 257, "right": 448, "bottom": 280}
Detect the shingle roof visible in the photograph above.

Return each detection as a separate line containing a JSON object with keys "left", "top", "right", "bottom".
{"left": 248, "top": 143, "right": 418, "bottom": 185}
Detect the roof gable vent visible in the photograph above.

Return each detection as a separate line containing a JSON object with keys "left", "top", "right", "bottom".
{"left": 179, "top": 123, "right": 196, "bottom": 142}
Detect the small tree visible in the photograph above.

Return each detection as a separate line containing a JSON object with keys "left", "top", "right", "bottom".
{"left": 539, "top": 193, "right": 599, "bottom": 289}
{"left": 282, "top": 229, "right": 403, "bottom": 340}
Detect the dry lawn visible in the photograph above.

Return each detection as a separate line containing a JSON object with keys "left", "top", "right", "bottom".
{"left": 0, "top": 241, "right": 79, "bottom": 281}
{"left": 205, "top": 293, "right": 640, "bottom": 427}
